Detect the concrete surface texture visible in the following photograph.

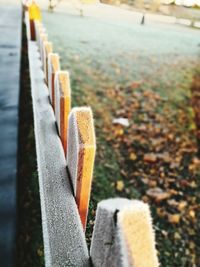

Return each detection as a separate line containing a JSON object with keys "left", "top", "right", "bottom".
{"left": 0, "top": 3, "right": 22, "bottom": 266}
{"left": 28, "top": 40, "right": 89, "bottom": 266}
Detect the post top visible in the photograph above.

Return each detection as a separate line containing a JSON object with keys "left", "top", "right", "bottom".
{"left": 118, "top": 204, "right": 159, "bottom": 267}
{"left": 72, "top": 107, "right": 96, "bottom": 147}
{"left": 44, "top": 41, "right": 53, "bottom": 54}
{"left": 55, "top": 71, "right": 71, "bottom": 97}
{"left": 48, "top": 53, "right": 60, "bottom": 73}
{"left": 40, "top": 33, "right": 48, "bottom": 41}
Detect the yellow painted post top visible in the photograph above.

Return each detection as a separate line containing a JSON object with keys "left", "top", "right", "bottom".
{"left": 75, "top": 109, "right": 95, "bottom": 147}
{"left": 44, "top": 42, "right": 53, "bottom": 56}
{"left": 28, "top": 1, "right": 41, "bottom": 21}
{"left": 57, "top": 71, "right": 71, "bottom": 97}
{"left": 50, "top": 54, "right": 60, "bottom": 74}
{"left": 118, "top": 202, "right": 159, "bottom": 267}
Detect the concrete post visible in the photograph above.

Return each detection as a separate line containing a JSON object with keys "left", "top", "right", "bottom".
{"left": 47, "top": 53, "right": 60, "bottom": 110}
{"left": 39, "top": 33, "right": 48, "bottom": 70}
{"left": 43, "top": 41, "right": 53, "bottom": 84}
{"left": 90, "top": 198, "right": 159, "bottom": 267}
{"left": 34, "top": 20, "right": 45, "bottom": 47}
{"left": 67, "top": 107, "right": 96, "bottom": 230}
{"left": 54, "top": 71, "right": 71, "bottom": 154}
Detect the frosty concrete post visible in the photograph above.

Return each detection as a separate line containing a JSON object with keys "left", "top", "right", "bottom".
{"left": 34, "top": 20, "right": 40, "bottom": 43}
{"left": 54, "top": 71, "right": 71, "bottom": 154}
{"left": 37, "top": 26, "right": 46, "bottom": 49}
{"left": 25, "top": 11, "right": 31, "bottom": 40}
{"left": 90, "top": 198, "right": 159, "bottom": 267}
{"left": 43, "top": 41, "right": 53, "bottom": 84}
{"left": 34, "top": 20, "right": 44, "bottom": 46}
{"left": 28, "top": 41, "right": 90, "bottom": 266}
{"left": 39, "top": 33, "right": 48, "bottom": 70}
{"left": 67, "top": 107, "right": 96, "bottom": 230}
{"left": 47, "top": 53, "right": 60, "bottom": 110}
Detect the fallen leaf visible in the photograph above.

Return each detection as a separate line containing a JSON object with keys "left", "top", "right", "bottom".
{"left": 189, "top": 210, "right": 195, "bottom": 219}
{"left": 177, "top": 201, "right": 187, "bottom": 211}
{"left": 129, "top": 152, "right": 137, "bottom": 161}
{"left": 114, "top": 128, "right": 124, "bottom": 136}
{"left": 143, "top": 153, "right": 157, "bottom": 163}
{"left": 129, "top": 81, "right": 142, "bottom": 89}
{"left": 146, "top": 187, "right": 170, "bottom": 201}
{"left": 113, "top": 117, "right": 130, "bottom": 127}
{"left": 168, "top": 214, "right": 181, "bottom": 224}
{"left": 116, "top": 180, "right": 124, "bottom": 191}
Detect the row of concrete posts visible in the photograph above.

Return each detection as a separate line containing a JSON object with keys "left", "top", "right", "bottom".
{"left": 25, "top": 2, "right": 159, "bottom": 266}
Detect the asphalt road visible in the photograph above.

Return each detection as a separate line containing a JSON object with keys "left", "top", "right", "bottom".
{"left": 0, "top": 3, "right": 22, "bottom": 266}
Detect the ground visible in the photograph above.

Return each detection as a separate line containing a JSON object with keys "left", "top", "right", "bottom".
{"left": 18, "top": 6, "right": 200, "bottom": 267}
{"left": 42, "top": 9, "right": 200, "bottom": 267}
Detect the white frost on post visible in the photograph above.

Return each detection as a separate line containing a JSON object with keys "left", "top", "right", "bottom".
{"left": 43, "top": 41, "right": 53, "bottom": 83}
{"left": 90, "top": 198, "right": 159, "bottom": 267}
{"left": 34, "top": 20, "right": 43, "bottom": 45}
{"left": 67, "top": 109, "right": 80, "bottom": 194}
{"left": 54, "top": 70, "right": 70, "bottom": 135}
{"left": 25, "top": 11, "right": 31, "bottom": 40}
{"left": 38, "top": 26, "right": 46, "bottom": 48}
{"left": 47, "top": 53, "right": 60, "bottom": 108}
{"left": 54, "top": 71, "right": 61, "bottom": 133}
{"left": 39, "top": 32, "right": 48, "bottom": 69}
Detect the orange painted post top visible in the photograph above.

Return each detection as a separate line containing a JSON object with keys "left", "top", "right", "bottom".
{"left": 43, "top": 41, "right": 53, "bottom": 84}
{"left": 118, "top": 202, "right": 159, "bottom": 267}
{"left": 28, "top": 1, "right": 41, "bottom": 40}
{"left": 67, "top": 107, "right": 96, "bottom": 230}
{"left": 54, "top": 71, "right": 71, "bottom": 154}
{"left": 47, "top": 53, "right": 60, "bottom": 110}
